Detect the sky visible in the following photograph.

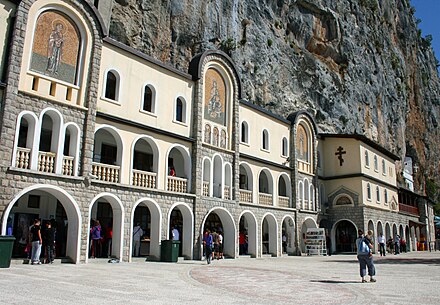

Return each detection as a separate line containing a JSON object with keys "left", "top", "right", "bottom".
{"left": 411, "top": 0, "right": 440, "bottom": 66}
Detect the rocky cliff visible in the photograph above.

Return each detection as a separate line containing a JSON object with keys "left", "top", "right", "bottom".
{"left": 109, "top": 0, "right": 440, "bottom": 197}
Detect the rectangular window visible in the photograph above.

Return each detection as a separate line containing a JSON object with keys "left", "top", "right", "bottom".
{"left": 100, "top": 143, "right": 117, "bottom": 165}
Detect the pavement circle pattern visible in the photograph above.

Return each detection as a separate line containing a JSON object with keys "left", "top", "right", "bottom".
{"left": 190, "top": 265, "right": 355, "bottom": 303}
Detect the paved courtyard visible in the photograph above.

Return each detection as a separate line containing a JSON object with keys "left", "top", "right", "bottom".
{"left": 1, "top": 251, "right": 440, "bottom": 304}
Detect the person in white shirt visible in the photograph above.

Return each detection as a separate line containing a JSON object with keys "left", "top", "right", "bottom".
{"left": 172, "top": 226, "right": 180, "bottom": 241}
{"left": 132, "top": 223, "right": 143, "bottom": 257}
{"left": 378, "top": 233, "right": 386, "bottom": 256}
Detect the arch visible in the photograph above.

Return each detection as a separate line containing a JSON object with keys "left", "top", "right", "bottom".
{"left": 405, "top": 225, "right": 411, "bottom": 251}
{"left": 63, "top": 122, "right": 80, "bottom": 176}
{"left": 298, "top": 181, "right": 304, "bottom": 209}
{"left": 382, "top": 159, "right": 386, "bottom": 175}
{"left": 392, "top": 223, "right": 398, "bottom": 236}
{"left": 258, "top": 168, "right": 274, "bottom": 205}
{"left": 309, "top": 183, "right": 315, "bottom": 210}
{"left": 204, "top": 123, "right": 211, "bottom": 144}
{"left": 224, "top": 162, "right": 232, "bottom": 200}
{"left": 93, "top": 124, "right": 124, "bottom": 167}
{"left": 1, "top": 184, "right": 82, "bottom": 263}
{"left": 141, "top": 84, "right": 156, "bottom": 114}
{"left": 131, "top": 135, "right": 160, "bottom": 188}
{"left": 281, "top": 215, "right": 295, "bottom": 255}
{"left": 12, "top": 111, "right": 39, "bottom": 169}
{"left": 385, "top": 222, "right": 391, "bottom": 240}
{"left": 261, "top": 213, "right": 278, "bottom": 257}
{"left": 165, "top": 144, "right": 192, "bottom": 191}
{"left": 167, "top": 202, "right": 194, "bottom": 259}
{"left": 202, "top": 157, "right": 212, "bottom": 196}
{"left": 175, "top": 96, "right": 187, "bottom": 123}
{"left": 367, "top": 183, "right": 371, "bottom": 200}
{"left": 278, "top": 173, "right": 291, "bottom": 207}
{"left": 240, "top": 121, "right": 249, "bottom": 144}
{"left": 239, "top": 162, "right": 253, "bottom": 191}
{"left": 333, "top": 193, "right": 354, "bottom": 206}
{"left": 364, "top": 150, "right": 370, "bottom": 167}
{"left": 88, "top": 193, "right": 124, "bottom": 262}
{"left": 38, "top": 108, "right": 64, "bottom": 173}
{"left": 103, "top": 69, "right": 121, "bottom": 102}
{"left": 376, "top": 186, "right": 381, "bottom": 202}
{"left": 368, "top": 220, "right": 375, "bottom": 247}
{"left": 300, "top": 217, "right": 318, "bottom": 253}
{"left": 374, "top": 155, "right": 378, "bottom": 171}
{"left": 331, "top": 219, "right": 358, "bottom": 253}
{"left": 129, "top": 198, "right": 162, "bottom": 260}
{"left": 262, "top": 129, "right": 269, "bottom": 151}
{"left": 281, "top": 137, "right": 288, "bottom": 156}
{"left": 238, "top": 210, "right": 258, "bottom": 257}
{"left": 200, "top": 207, "right": 236, "bottom": 258}
{"left": 304, "top": 179, "right": 310, "bottom": 209}
{"left": 377, "top": 220, "right": 384, "bottom": 235}
{"left": 212, "top": 154, "right": 224, "bottom": 198}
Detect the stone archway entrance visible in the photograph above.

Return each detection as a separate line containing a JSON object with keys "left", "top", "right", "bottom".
{"left": 281, "top": 216, "right": 295, "bottom": 255}
{"left": 1, "top": 185, "right": 81, "bottom": 263}
{"left": 238, "top": 211, "right": 257, "bottom": 257}
{"left": 333, "top": 220, "right": 357, "bottom": 253}
{"left": 300, "top": 218, "right": 318, "bottom": 253}
{"left": 168, "top": 203, "right": 193, "bottom": 259}
{"left": 262, "top": 214, "right": 278, "bottom": 256}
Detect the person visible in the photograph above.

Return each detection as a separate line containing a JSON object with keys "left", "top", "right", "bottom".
{"left": 356, "top": 229, "right": 376, "bottom": 283}
{"left": 394, "top": 234, "right": 400, "bottom": 255}
{"left": 29, "top": 219, "right": 42, "bottom": 265}
{"left": 6, "top": 217, "right": 13, "bottom": 236}
{"left": 400, "top": 238, "right": 407, "bottom": 253}
{"left": 172, "top": 226, "right": 180, "bottom": 241}
{"left": 132, "top": 223, "right": 143, "bottom": 257}
{"left": 203, "top": 229, "right": 213, "bottom": 264}
{"left": 218, "top": 232, "right": 224, "bottom": 259}
{"left": 378, "top": 233, "right": 386, "bottom": 256}
{"left": 239, "top": 231, "right": 246, "bottom": 255}
{"left": 326, "top": 234, "right": 332, "bottom": 256}
{"left": 106, "top": 223, "right": 113, "bottom": 258}
{"left": 282, "top": 232, "right": 287, "bottom": 254}
{"left": 211, "top": 229, "right": 219, "bottom": 260}
{"left": 169, "top": 166, "right": 176, "bottom": 177}
{"left": 90, "top": 220, "right": 101, "bottom": 258}
{"left": 43, "top": 222, "right": 56, "bottom": 264}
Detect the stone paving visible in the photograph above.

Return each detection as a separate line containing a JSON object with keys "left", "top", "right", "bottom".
{"left": 1, "top": 251, "right": 440, "bottom": 304}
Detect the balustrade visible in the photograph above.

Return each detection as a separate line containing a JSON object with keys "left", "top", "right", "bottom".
{"left": 167, "top": 176, "right": 188, "bottom": 193}
{"left": 62, "top": 156, "right": 74, "bottom": 176}
{"left": 132, "top": 169, "right": 157, "bottom": 188}
{"left": 239, "top": 189, "right": 252, "bottom": 203}
{"left": 278, "top": 196, "right": 290, "bottom": 208}
{"left": 16, "top": 147, "right": 31, "bottom": 170}
{"left": 38, "top": 151, "right": 56, "bottom": 173}
{"left": 92, "top": 162, "right": 120, "bottom": 183}
{"left": 259, "top": 193, "right": 273, "bottom": 206}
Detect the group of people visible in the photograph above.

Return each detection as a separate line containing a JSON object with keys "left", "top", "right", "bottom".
{"left": 28, "top": 219, "right": 56, "bottom": 265}
{"left": 89, "top": 220, "right": 113, "bottom": 259}
{"left": 203, "top": 228, "right": 223, "bottom": 264}
{"left": 378, "top": 232, "right": 407, "bottom": 256}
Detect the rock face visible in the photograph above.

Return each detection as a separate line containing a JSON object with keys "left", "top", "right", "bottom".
{"left": 109, "top": 0, "right": 440, "bottom": 194}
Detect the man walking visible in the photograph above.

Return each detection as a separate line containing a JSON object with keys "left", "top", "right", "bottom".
{"left": 132, "top": 223, "right": 143, "bottom": 257}
{"left": 378, "top": 233, "right": 386, "bottom": 256}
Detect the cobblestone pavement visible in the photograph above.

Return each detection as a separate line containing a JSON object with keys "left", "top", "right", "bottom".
{"left": 1, "top": 251, "right": 440, "bottom": 304}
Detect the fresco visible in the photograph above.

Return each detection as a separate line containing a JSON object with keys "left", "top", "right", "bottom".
{"left": 30, "top": 11, "right": 80, "bottom": 84}
{"left": 204, "top": 68, "right": 227, "bottom": 126}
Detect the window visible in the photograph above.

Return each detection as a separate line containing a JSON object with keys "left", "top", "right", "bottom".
{"left": 365, "top": 151, "right": 369, "bottom": 167}
{"left": 317, "top": 151, "right": 321, "bottom": 168}
{"left": 241, "top": 121, "right": 249, "bottom": 143}
{"left": 175, "top": 97, "right": 186, "bottom": 123}
{"left": 374, "top": 155, "right": 378, "bottom": 171}
{"left": 335, "top": 196, "right": 351, "bottom": 205}
{"left": 367, "top": 183, "right": 371, "bottom": 200}
{"left": 282, "top": 137, "right": 288, "bottom": 156}
{"left": 104, "top": 70, "right": 120, "bottom": 101}
{"left": 376, "top": 186, "right": 380, "bottom": 202}
{"left": 382, "top": 159, "right": 386, "bottom": 175}
{"left": 262, "top": 129, "right": 269, "bottom": 151}
{"left": 384, "top": 189, "right": 388, "bottom": 204}
{"left": 142, "top": 85, "right": 154, "bottom": 113}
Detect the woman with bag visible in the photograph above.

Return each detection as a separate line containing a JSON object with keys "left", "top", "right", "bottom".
{"left": 356, "top": 229, "right": 376, "bottom": 283}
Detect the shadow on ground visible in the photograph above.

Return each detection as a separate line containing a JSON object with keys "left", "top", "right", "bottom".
{"left": 310, "top": 279, "right": 361, "bottom": 284}
{"left": 326, "top": 257, "right": 440, "bottom": 266}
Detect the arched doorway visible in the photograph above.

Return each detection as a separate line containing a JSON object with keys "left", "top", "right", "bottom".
{"left": 1, "top": 185, "right": 81, "bottom": 263}
{"left": 88, "top": 194, "right": 123, "bottom": 261}
{"left": 333, "top": 220, "right": 357, "bottom": 253}
{"left": 201, "top": 208, "right": 236, "bottom": 259}
{"left": 281, "top": 216, "right": 295, "bottom": 255}
{"left": 385, "top": 223, "right": 391, "bottom": 241}
{"left": 238, "top": 211, "right": 257, "bottom": 257}
{"left": 368, "top": 220, "right": 375, "bottom": 250}
{"left": 300, "top": 218, "right": 318, "bottom": 253}
{"left": 405, "top": 225, "right": 411, "bottom": 251}
{"left": 262, "top": 214, "right": 278, "bottom": 256}
{"left": 131, "top": 198, "right": 161, "bottom": 261}
{"left": 168, "top": 203, "right": 193, "bottom": 259}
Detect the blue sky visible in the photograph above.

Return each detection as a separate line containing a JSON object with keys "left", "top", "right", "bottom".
{"left": 411, "top": 0, "right": 440, "bottom": 65}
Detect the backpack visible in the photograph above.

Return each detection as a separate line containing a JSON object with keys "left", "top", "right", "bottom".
{"left": 357, "top": 238, "right": 370, "bottom": 255}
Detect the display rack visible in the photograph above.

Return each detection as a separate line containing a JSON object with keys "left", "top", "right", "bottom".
{"left": 305, "top": 228, "right": 327, "bottom": 256}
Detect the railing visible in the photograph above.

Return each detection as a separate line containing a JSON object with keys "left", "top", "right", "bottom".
{"left": 92, "top": 162, "right": 120, "bottom": 183}
{"left": 38, "top": 151, "right": 56, "bottom": 173}
{"left": 62, "top": 156, "right": 74, "bottom": 176}
{"left": 297, "top": 160, "right": 311, "bottom": 173}
{"left": 132, "top": 169, "right": 156, "bottom": 188}
{"left": 167, "top": 176, "right": 188, "bottom": 193}
{"left": 399, "top": 203, "right": 419, "bottom": 216}
{"left": 224, "top": 185, "right": 231, "bottom": 200}
{"left": 16, "top": 147, "right": 31, "bottom": 169}
{"left": 202, "top": 181, "right": 209, "bottom": 196}
{"left": 278, "top": 196, "right": 290, "bottom": 208}
{"left": 239, "top": 189, "right": 252, "bottom": 203}
{"left": 259, "top": 193, "right": 273, "bottom": 206}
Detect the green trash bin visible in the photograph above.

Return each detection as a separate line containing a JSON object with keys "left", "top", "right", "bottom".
{"left": 0, "top": 236, "right": 16, "bottom": 268}
{"left": 160, "top": 240, "right": 180, "bottom": 262}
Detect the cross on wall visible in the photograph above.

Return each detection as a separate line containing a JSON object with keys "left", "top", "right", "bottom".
{"left": 335, "top": 146, "right": 346, "bottom": 166}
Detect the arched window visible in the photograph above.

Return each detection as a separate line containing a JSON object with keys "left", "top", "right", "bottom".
{"left": 204, "top": 124, "right": 211, "bottom": 144}
{"left": 298, "top": 181, "right": 304, "bottom": 209}
{"left": 384, "top": 189, "right": 388, "bottom": 204}
{"left": 104, "top": 70, "right": 120, "bottom": 101}
{"left": 367, "top": 183, "right": 371, "bottom": 200}
{"left": 262, "top": 129, "right": 269, "bottom": 151}
{"left": 374, "top": 155, "right": 378, "bottom": 171}
{"left": 142, "top": 85, "right": 155, "bottom": 113}
{"left": 382, "top": 159, "right": 386, "bottom": 175}
{"left": 365, "top": 151, "right": 369, "bottom": 167}
{"left": 175, "top": 97, "right": 186, "bottom": 123}
{"left": 282, "top": 137, "right": 288, "bottom": 157}
{"left": 241, "top": 121, "right": 249, "bottom": 144}
{"left": 376, "top": 186, "right": 380, "bottom": 202}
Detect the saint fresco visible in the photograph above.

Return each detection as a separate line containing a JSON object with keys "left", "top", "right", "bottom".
{"left": 204, "top": 69, "right": 227, "bottom": 126}
{"left": 30, "top": 11, "right": 80, "bottom": 84}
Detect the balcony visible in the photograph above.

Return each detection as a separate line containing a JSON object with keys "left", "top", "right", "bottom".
{"left": 92, "top": 162, "right": 120, "bottom": 183}
{"left": 297, "top": 160, "right": 311, "bottom": 173}
{"left": 399, "top": 203, "right": 419, "bottom": 216}
{"left": 202, "top": 181, "right": 209, "bottom": 196}
{"left": 259, "top": 193, "right": 273, "bottom": 206}
{"left": 239, "top": 189, "right": 252, "bottom": 203}
{"left": 16, "top": 147, "right": 31, "bottom": 170}
{"left": 278, "top": 196, "right": 290, "bottom": 208}
{"left": 38, "top": 151, "right": 56, "bottom": 173}
{"left": 132, "top": 169, "right": 156, "bottom": 189}
{"left": 167, "top": 176, "right": 188, "bottom": 193}
{"left": 62, "top": 156, "right": 75, "bottom": 176}
{"left": 224, "top": 185, "right": 231, "bottom": 200}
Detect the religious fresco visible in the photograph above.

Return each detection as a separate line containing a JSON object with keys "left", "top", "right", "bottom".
{"left": 30, "top": 11, "right": 80, "bottom": 84}
{"left": 204, "top": 68, "right": 227, "bottom": 126}
{"left": 297, "top": 125, "right": 308, "bottom": 161}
